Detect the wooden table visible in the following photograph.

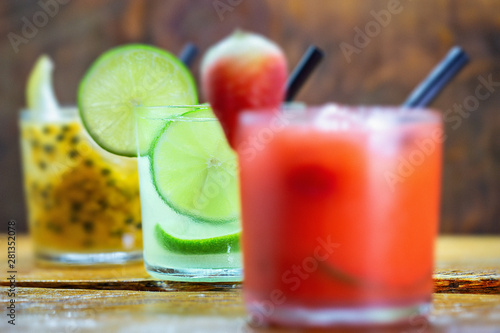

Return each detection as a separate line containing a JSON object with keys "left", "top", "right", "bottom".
{"left": 0, "top": 235, "right": 499, "bottom": 332}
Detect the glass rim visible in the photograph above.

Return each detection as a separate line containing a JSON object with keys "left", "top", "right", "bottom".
{"left": 19, "top": 105, "right": 78, "bottom": 121}
{"left": 133, "top": 104, "right": 216, "bottom": 122}
{"left": 240, "top": 103, "right": 442, "bottom": 127}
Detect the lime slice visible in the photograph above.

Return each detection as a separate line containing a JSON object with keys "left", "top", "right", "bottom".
{"left": 150, "top": 108, "right": 239, "bottom": 223}
{"left": 154, "top": 224, "right": 240, "bottom": 254}
{"left": 26, "top": 55, "right": 60, "bottom": 118}
{"left": 78, "top": 44, "right": 197, "bottom": 157}
{"left": 135, "top": 105, "right": 201, "bottom": 156}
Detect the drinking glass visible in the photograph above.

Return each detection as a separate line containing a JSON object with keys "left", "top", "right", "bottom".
{"left": 134, "top": 105, "right": 242, "bottom": 282}
{"left": 20, "top": 107, "right": 142, "bottom": 264}
{"left": 236, "top": 104, "right": 443, "bottom": 326}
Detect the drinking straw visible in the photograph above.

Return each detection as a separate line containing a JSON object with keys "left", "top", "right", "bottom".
{"left": 285, "top": 45, "right": 325, "bottom": 102}
{"left": 403, "top": 46, "right": 469, "bottom": 107}
{"left": 178, "top": 43, "right": 198, "bottom": 67}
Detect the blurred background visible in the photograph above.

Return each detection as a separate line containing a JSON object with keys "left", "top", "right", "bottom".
{"left": 0, "top": 0, "right": 499, "bottom": 233}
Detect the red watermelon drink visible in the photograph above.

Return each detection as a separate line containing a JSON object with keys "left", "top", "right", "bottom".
{"left": 235, "top": 105, "right": 443, "bottom": 327}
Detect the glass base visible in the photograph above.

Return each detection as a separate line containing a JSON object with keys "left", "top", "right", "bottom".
{"left": 36, "top": 250, "right": 143, "bottom": 265}
{"left": 248, "top": 301, "right": 430, "bottom": 327}
{"left": 145, "top": 261, "right": 243, "bottom": 282}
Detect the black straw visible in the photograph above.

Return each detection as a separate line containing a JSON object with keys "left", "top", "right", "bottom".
{"left": 403, "top": 46, "right": 469, "bottom": 108}
{"left": 178, "top": 43, "right": 198, "bottom": 68}
{"left": 285, "top": 45, "right": 324, "bottom": 102}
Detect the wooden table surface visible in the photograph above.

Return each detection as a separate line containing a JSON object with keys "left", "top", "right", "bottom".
{"left": 0, "top": 235, "right": 499, "bottom": 332}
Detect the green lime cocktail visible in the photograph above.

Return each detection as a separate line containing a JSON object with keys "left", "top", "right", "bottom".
{"left": 77, "top": 44, "right": 242, "bottom": 279}
{"left": 134, "top": 105, "right": 242, "bottom": 281}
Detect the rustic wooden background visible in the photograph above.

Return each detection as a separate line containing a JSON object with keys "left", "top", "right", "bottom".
{"left": 1, "top": 0, "right": 499, "bottom": 233}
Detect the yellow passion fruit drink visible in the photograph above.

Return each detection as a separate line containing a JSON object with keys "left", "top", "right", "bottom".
{"left": 20, "top": 56, "right": 142, "bottom": 263}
